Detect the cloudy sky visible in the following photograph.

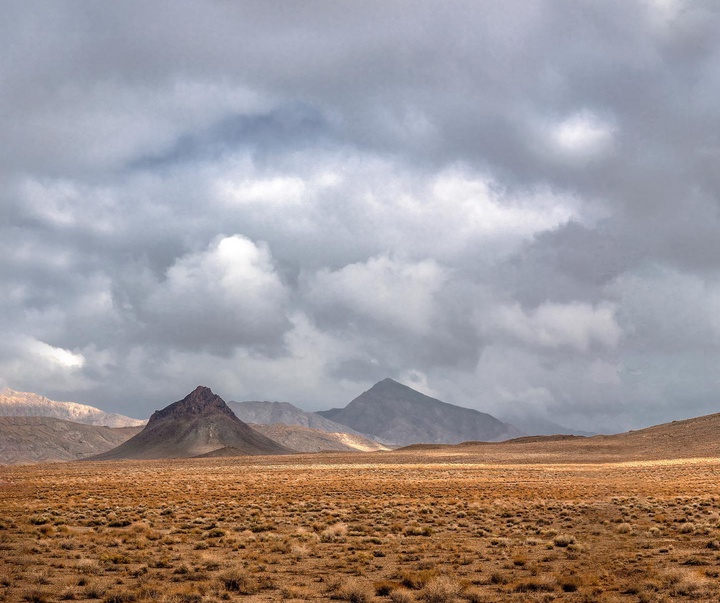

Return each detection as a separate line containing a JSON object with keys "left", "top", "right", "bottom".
{"left": 2, "top": 0, "right": 719, "bottom": 432}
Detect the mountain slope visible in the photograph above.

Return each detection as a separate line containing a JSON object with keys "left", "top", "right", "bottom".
{"left": 249, "top": 423, "right": 390, "bottom": 452}
{"left": 0, "top": 417, "right": 142, "bottom": 465}
{"left": 0, "top": 388, "right": 145, "bottom": 428}
{"left": 228, "top": 400, "right": 368, "bottom": 436}
{"left": 394, "top": 411, "right": 720, "bottom": 463}
{"left": 89, "top": 386, "right": 291, "bottom": 460}
{"left": 318, "top": 378, "right": 523, "bottom": 446}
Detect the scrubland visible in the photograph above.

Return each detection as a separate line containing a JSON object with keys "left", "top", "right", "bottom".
{"left": 2, "top": 451, "right": 720, "bottom": 603}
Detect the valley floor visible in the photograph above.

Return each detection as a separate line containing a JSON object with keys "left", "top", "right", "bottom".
{"left": 2, "top": 451, "right": 720, "bottom": 602}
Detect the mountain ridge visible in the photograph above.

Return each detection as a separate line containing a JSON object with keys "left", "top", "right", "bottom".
{"left": 228, "top": 400, "right": 371, "bottom": 437}
{"left": 0, "top": 387, "right": 145, "bottom": 428}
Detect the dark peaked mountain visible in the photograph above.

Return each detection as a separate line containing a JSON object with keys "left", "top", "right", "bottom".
{"left": 318, "top": 378, "right": 523, "bottom": 446}
{"left": 89, "top": 386, "right": 291, "bottom": 460}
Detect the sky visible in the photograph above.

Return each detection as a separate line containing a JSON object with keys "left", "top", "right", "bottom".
{"left": 2, "top": 0, "right": 720, "bottom": 432}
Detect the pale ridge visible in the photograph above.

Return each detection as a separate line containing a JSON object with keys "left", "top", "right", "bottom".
{"left": 0, "top": 388, "right": 145, "bottom": 428}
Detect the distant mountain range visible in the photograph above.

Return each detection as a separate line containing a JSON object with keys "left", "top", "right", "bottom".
{"left": 0, "top": 388, "right": 144, "bottom": 428}
{"left": 3, "top": 379, "right": 720, "bottom": 465}
{"left": 228, "top": 400, "right": 368, "bottom": 436}
{"left": 0, "top": 379, "right": 602, "bottom": 464}
{"left": 318, "top": 378, "right": 523, "bottom": 446}
{"left": 89, "top": 386, "right": 290, "bottom": 460}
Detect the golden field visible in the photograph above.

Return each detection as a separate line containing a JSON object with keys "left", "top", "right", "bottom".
{"left": 2, "top": 449, "right": 720, "bottom": 603}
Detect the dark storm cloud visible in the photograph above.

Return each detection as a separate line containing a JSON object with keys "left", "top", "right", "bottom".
{"left": 1, "top": 0, "right": 720, "bottom": 428}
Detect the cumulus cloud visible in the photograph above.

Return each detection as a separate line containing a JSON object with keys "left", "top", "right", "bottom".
{"left": 304, "top": 256, "right": 447, "bottom": 334}
{"left": 142, "top": 235, "right": 290, "bottom": 352}
{"left": 491, "top": 301, "right": 622, "bottom": 352}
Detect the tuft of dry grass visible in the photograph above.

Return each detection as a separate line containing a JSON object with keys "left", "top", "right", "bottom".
{"left": 419, "top": 576, "right": 460, "bottom": 603}
{"left": 335, "top": 577, "right": 375, "bottom": 603}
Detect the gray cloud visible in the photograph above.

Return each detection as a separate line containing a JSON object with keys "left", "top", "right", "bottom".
{"left": 1, "top": 0, "right": 719, "bottom": 429}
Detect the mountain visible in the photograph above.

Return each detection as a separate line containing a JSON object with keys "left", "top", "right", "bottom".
{"left": 248, "top": 423, "right": 390, "bottom": 453}
{"left": 318, "top": 378, "right": 523, "bottom": 446}
{"left": 89, "top": 386, "right": 291, "bottom": 460}
{"left": 0, "top": 417, "right": 143, "bottom": 465}
{"left": 228, "top": 400, "right": 370, "bottom": 436}
{"left": 0, "top": 388, "right": 145, "bottom": 428}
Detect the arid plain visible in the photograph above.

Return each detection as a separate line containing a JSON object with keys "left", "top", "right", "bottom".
{"left": 3, "top": 444, "right": 720, "bottom": 603}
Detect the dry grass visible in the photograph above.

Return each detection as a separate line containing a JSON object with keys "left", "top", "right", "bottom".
{"left": 2, "top": 451, "right": 720, "bottom": 602}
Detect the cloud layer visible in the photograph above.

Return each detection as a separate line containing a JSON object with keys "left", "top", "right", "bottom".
{"left": 2, "top": 0, "right": 719, "bottom": 431}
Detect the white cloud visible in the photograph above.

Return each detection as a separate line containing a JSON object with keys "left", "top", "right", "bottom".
{"left": 143, "top": 235, "right": 290, "bottom": 349}
{"left": 430, "top": 170, "right": 578, "bottom": 240}
{"left": 26, "top": 339, "right": 86, "bottom": 369}
{"left": 552, "top": 111, "right": 616, "bottom": 159}
{"left": 491, "top": 301, "right": 622, "bottom": 352}
{"left": 217, "top": 175, "right": 307, "bottom": 205}
{"left": 304, "top": 255, "right": 447, "bottom": 334}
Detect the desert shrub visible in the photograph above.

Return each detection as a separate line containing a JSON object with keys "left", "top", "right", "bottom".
{"left": 103, "top": 593, "right": 136, "bottom": 603}
{"left": 559, "top": 576, "right": 580, "bottom": 592}
{"left": 616, "top": 523, "right": 632, "bottom": 534}
{"left": 489, "top": 572, "right": 507, "bottom": 585}
{"left": 460, "top": 587, "right": 485, "bottom": 603}
{"left": 82, "top": 583, "right": 108, "bottom": 599}
{"left": 219, "top": 567, "right": 258, "bottom": 594}
{"left": 335, "top": 578, "right": 375, "bottom": 603}
{"left": 553, "top": 534, "right": 576, "bottom": 547}
{"left": 281, "top": 585, "right": 314, "bottom": 600}
{"left": 400, "top": 570, "right": 439, "bottom": 590}
{"left": 512, "top": 576, "right": 555, "bottom": 593}
{"left": 404, "top": 526, "right": 433, "bottom": 537}
{"left": 29, "top": 516, "right": 49, "bottom": 526}
{"left": 59, "top": 588, "right": 76, "bottom": 601}
{"left": 419, "top": 576, "right": 460, "bottom": 603}
{"left": 679, "top": 522, "right": 695, "bottom": 534}
{"left": 320, "top": 523, "right": 348, "bottom": 543}
{"left": 664, "top": 569, "right": 708, "bottom": 597}
{"left": 390, "top": 588, "right": 416, "bottom": 603}
{"left": 374, "top": 581, "right": 398, "bottom": 596}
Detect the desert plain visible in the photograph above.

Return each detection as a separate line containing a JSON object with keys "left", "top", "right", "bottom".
{"left": 3, "top": 444, "right": 720, "bottom": 603}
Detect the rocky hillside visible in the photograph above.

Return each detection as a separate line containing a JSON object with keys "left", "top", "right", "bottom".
{"left": 0, "top": 417, "right": 142, "bottom": 464}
